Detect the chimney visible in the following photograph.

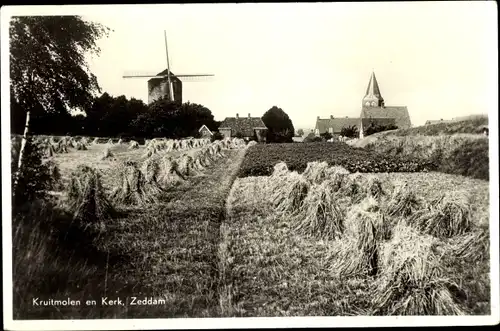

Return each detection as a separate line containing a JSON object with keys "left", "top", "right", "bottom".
{"left": 330, "top": 115, "right": 334, "bottom": 119}
{"left": 248, "top": 113, "right": 251, "bottom": 118}
{"left": 236, "top": 113, "right": 239, "bottom": 118}
{"left": 317, "top": 116, "right": 320, "bottom": 120}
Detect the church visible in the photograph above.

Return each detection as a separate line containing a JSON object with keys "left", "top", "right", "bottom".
{"left": 315, "top": 71, "right": 412, "bottom": 138}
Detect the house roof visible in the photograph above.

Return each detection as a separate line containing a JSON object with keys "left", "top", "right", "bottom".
{"left": 315, "top": 117, "right": 360, "bottom": 134}
{"left": 219, "top": 117, "right": 268, "bottom": 137}
{"left": 198, "top": 124, "right": 213, "bottom": 134}
{"left": 360, "top": 106, "right": 411, "bottom": 129}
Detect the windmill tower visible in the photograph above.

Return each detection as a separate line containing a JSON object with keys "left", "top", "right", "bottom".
{"left": 123, "top": 31, "right": 214, "bottom": 104}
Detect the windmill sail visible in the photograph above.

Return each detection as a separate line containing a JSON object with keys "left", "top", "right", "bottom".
{"left": 123, "top": 73, "right": 214, "bottom": 78}
{"left": 164, "top": 30, "right": 174, "bottom": 101}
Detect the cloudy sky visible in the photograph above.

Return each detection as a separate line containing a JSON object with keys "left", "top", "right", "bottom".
{"left": 9, "top": 2, "right": 499, "bottom": 129}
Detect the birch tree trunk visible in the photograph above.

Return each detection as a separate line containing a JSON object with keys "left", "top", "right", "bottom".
{"left": 12, "top": 110, "right": 31, "bottom": 200}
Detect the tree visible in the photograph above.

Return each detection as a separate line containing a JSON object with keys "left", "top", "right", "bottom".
{"left": 24, "top": 98, "right": 74, "bottom": 136}
{"left": 85, "top": 93, "right": 148, "bottom": 137}
{"left": 131, "top": 97, "right": 218, "bottom": 139}
{"left": 211, "top": 131, "right": 224, "bottom": 142}
{"left": 262, "top": 106, "right": 295, "bottom": 143}
{"left": 296, "top": 128, "right": 304, "bottom": 137}
{"left": 340, "top": 125, "right": 359, "bottom": 138}
{"left": 10, "top": 16, "right": 110, "bottom": 198}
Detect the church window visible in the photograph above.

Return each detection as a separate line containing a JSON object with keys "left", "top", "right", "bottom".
{"left": 371, "top": 101, "right": 377, "bottom": 107}
{"left": 365, "top": 101, "right": 371, "bottom": 106}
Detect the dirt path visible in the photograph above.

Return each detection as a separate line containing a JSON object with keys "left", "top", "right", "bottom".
{"left": 87, "top": 147, "right": 248, "bottom": 318}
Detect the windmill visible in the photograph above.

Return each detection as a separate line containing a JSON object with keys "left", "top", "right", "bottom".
{"left": 123, "top": 30, "right": 214, "bottom": 104}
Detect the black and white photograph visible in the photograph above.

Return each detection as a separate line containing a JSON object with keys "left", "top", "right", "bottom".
{"left": 1, "top": 2, "right": 499, "bottom": 330}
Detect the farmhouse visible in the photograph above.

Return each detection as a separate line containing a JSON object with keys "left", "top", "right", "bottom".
{"left": 198, "top": 124, "right": 213, "bottom": 138}
{"left": 315, "top": 71, "right": 412, "bottom": 137}
{"left": 218, "top": 113, "right": 268, "bottom": 142}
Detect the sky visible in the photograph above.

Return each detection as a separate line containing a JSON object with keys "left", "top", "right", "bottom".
{"left": 10, "top": 2, "right": 499, "bottom": 129}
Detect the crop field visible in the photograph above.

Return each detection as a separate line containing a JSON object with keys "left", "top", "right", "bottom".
{"left": 12, "top": 136, "right": 248, "bottom": 319}
{"left": 221, "top": 163, "right": 490, "bottom": 316}
{"left": 11, "top": 133, "right": 491, "bottom": 319}
{"left": 238, "top": 142, "right": 436, "bottom": 177}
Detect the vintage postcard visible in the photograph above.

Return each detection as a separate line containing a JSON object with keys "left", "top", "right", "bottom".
{"left": 2, "top": 2, "right": 499, "bottom": 330}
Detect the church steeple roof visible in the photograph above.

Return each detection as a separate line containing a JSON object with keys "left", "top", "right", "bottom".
{"left": 365, "top": 71, "right": 383, "bottom": 99}
{"left": 362, "top": 71, "right": 384, "bottom": 107}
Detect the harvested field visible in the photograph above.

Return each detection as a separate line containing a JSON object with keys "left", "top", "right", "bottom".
{"left": 12, "top": 136, "right": 248, "bottom": 319}
{"left": 219, "top": 169, "right": 490, "bottom": 316}
{"left": 52, "top": 143, "right": 201, "bottom": 193}
{"left": 10, "top": 133, "right": 492, "bottom": 319}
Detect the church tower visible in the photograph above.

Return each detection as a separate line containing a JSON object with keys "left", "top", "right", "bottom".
{"left": 362, "top": 71, "right": 385, "bottom": 108}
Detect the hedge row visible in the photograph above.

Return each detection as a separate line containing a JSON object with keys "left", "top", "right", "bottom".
{"left": 364, "top": 135, "right": 489, "bottom": 181}
{"left": 383, "top": 117, "right": 488, "bottom": 137}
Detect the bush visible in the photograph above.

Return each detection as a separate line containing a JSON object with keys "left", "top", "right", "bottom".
{"left": 446, "top": 138, "right": 489, "bottom": 180}
{"left": 211, "top": 131, "right": 224, "bottom": 142}
{"left": 12, "top": 137, "right": 53, "bottom": 209}
{"left": 303, "top": 135, "right": 325, "bottom": 143}
{"left": 364, "top": 123, "right": 398, "bottom": 137}
{"left": 320, "top": 132, "right": 333, "bottom": 141}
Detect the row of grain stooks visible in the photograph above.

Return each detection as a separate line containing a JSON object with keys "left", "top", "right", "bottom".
{"left": 67, "top": 137, "right": 249, "bottom": 217}
{"left": 138, "top": 137, "right": 247, "bottom": 188}
{"left": 11, "top": 134, "right": 242, "bottom": 159}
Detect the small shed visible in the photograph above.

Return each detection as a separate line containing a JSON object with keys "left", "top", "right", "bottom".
{"left": 198, "top": 124, "right": 213, "bottom": 138}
